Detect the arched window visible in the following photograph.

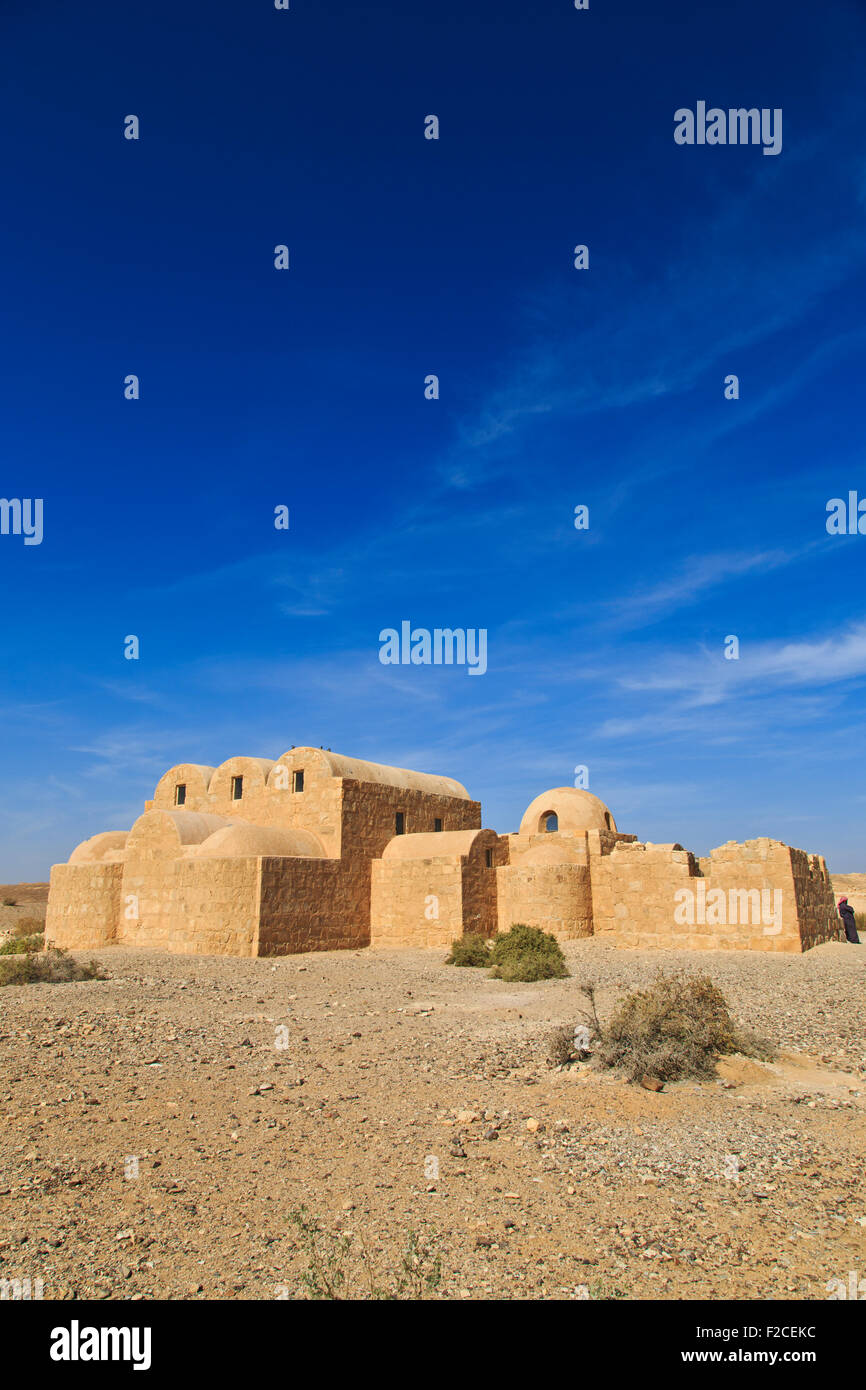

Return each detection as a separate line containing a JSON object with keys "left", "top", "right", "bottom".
{"left": 544, "top": 812, "right": 558, "bottom": 833}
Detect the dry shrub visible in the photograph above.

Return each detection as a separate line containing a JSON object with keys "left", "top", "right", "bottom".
{"left": 13, "top": 915, "right": 44, "bottom": 937}
{"left": 0, "top": 947, "right": 105, "bottom": 987}
{"left": 445, "top": 933, "right": 491, "bottom": 967}
{"left": 548, "top": 1024, "right": 577, "bottom": 1067}
{"left": 489, "top": 924, "right": 569, "bottom": 982}
{"left": 587, "top": 971, "right": 774, "bottom": 1082}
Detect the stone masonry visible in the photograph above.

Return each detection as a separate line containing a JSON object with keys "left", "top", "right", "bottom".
{"left": 45, "top": 750, "right": 844, "bottom": 956}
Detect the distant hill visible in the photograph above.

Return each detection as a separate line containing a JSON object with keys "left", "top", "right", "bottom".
{"left": 0, "top": 882, "right": 49, "bottom": 906}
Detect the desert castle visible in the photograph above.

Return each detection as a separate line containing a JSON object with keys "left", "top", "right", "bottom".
{"left": 46, "top": 746, "right": 839, "bottom": 957}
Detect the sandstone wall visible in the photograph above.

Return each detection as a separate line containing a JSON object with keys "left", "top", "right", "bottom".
{"left": 369, "top": 830, "right": 499, "bottom": 949}
{"left": 148, "top": 750, "right": 479, "bottom": 862}
{"left": 791, "top": 849, "right": 839, "bottom": 950}
{"left": 591, "top": 842, "right": 697, "bottom": 948}
{"left": 45, "top": 862, "right": 123, "bottom": 950}
{"left": 339, "top": 781, "right": 481, "bottom": 862}
{"left": 370, "top": 857, "right": 463, "bottom": 948}
{"left": 151, "top": 754, "right": 343, "bottom": 855}
{"left": 257, "top": 857, "right": 370, "bottom": 954}
{"left": 117, "top": 856, "right": 261, "bottom": 955}
{"left": 496, "top": 862, "right": 593, "bottom": 939}
{"left": 591, "top": 838, "right": 839, "bottom": 953}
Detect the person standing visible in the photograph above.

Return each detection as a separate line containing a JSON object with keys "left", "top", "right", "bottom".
{"left": 838, "top": 897, "right": 861, "bottom": 944}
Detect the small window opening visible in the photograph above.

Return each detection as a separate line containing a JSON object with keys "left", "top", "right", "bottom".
{"left": 395, "top": 811, "right": 405, "bottom": 835}
{"left": 604, "top": 812, "right": 611, "bottom": 830}
{"left": 544, "top": 812, "right": 558, "bottom": 833}
{"left": 175, "top": 783, "right": 186, "bottom": 806}
{"left": 485, "top": 848, "right": 494, "bottom": 867}
{"left": 231, "top": 775, "right": 243, "bottom": 801}
{"left": 434, "top": 818, "right": 443, "bottom": 832}
{"left": 292, "top": 770, "right": 304, "bottom": 793}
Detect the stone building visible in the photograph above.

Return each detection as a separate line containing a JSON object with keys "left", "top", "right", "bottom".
{"left": 46, "top": 748, "right": 840, "bottom": 956}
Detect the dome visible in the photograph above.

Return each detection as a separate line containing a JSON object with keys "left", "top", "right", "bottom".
{"left": 152, "top": 763, "right": 217, "bottom": 807}
{"left": 68, "top": 831, "right": 129, "bottom": 864}
{"left": 195, "top": 824, "right": 326, "bottom": 859}
{"left": 519, "top": 788, "right": 616, "bottom": 837}
{"left": 272, "top": 747, "right": 471, "bottom": 800}
{"left": 125, "top": 810, "right": 232, "bottom": 858}
{"left": 380, "top": 829, "right": 493, "bottom": 861}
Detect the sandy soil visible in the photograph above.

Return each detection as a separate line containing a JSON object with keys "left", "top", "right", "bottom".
{"left": 1, "top": 937, "right": 864, "bottom": 1301}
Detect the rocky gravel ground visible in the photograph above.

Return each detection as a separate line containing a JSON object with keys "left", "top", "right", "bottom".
{"left": 0, "top": 937, "right": 864, "bottom": 1301}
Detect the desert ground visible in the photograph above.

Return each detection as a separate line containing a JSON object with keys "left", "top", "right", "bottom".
{"left": 1, "top": 928, "right": 864, "bottom": 1302}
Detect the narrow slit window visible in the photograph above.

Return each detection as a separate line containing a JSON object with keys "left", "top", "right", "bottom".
{"left": 434, "top": 818, "right": 442, "bottom": 832}
{"left": 175, "top": 783, "right": 186, "bottom": 806}
{"left": 292, "top": 770, "right": 304, "bottom": 793}
{"left": 395, "top": 811, "right": 405, "bottom": 835}
{"left": 231, "top": 775, "right": 243, "bottom": 801}
{"left": 485, "top": 848, "right": 494, "bottom": 867}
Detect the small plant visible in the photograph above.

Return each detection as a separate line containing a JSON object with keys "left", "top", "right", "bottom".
{"left": 0, "top": 947, "right": 105, "bottom": 987}
{"left": 580, "top": 971, "right": 774, "bottom": 1083}
{"left": 387, "top": 1230, "right": 442, "bottom": 1300}
{"left": 286, "top": 1208, "right": 442, "bottom": 1300}
{"left": 0, "top": 933, "right": 44, "bottom": 955}
{"left": 489, "top": 923, "right": 569, "bottom": 982}
{"left": 583, "top": 1276, "right": 628, "bottom": 1300}
{"left": 445, "top": 933, "right": 491, "bottom": 967}
{"left": 288, "top": 1207, "right": 353, "bottom": 1300}
{"left": 2, "top": 897, "right": 16, "bottom": 907}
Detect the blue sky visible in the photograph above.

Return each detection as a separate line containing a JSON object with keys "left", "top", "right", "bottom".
{"left": 2, "top": 0, "right": 866, "bottom": 879}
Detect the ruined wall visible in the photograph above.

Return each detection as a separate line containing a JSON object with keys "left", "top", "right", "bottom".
{"left": 591, "top": 838, "right": 839, "bottom": 953}
{"left": 45, "top": 862, "right": 123, "bottom": 950}
{"left": 257, "top": 857, "right": 370, "bottom": 955}
{"left": 790, "top": 849, "right": 839, "bottom": 950}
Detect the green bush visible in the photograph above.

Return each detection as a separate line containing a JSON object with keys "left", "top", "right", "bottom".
{"left": 0, "top": 933, "right": 44, "bottom": 955}
{"left": 0, "top": 947, "right": 105, "bottom": 987}
{"left": 489, "top": 923, "right": 569, "bottom": 982}
{"left": 445, "top": 933, "right": 491, "bottom": 967}
{"left": 589, "top": 971, "right": 772, "bottom": 1082}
